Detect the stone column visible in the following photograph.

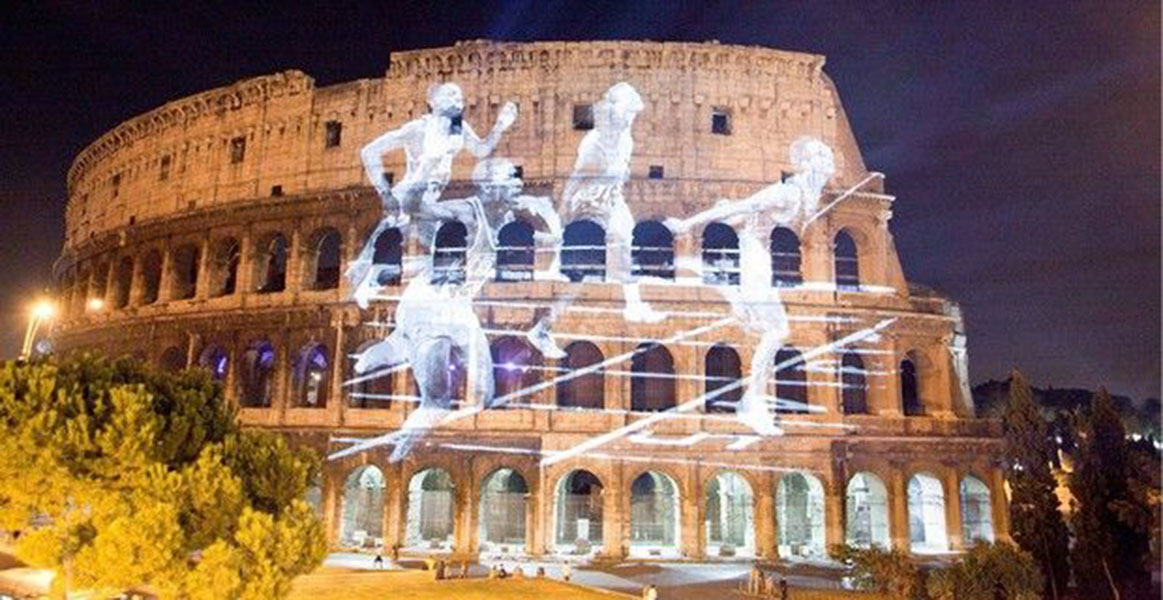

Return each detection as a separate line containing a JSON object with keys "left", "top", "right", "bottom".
{"left": 989, "top": 467, "right": 1011, "bottom": 543}
{"left": 755, "top": 475, "right": 777, "bottom": 559}
{"left": 384, "top": 464, "right": 404, "bottom": 553}
{"left": 287, "top": 223, "right": 304, "bottom": 295}
{"left": 157, "top": 242, "right": 174, "bottom": 303}
{"left": 824, "top": 484, "right": 845, "bottom": 551}
{"left": 681, "top": 466, "right": 701, "bottom": 559}
{"left": 195, "top": 234, "right": 213, "bottom": 300}
{"left": 323, "top": 465, "right": 341, "bottom": 547}
{"left": 526, "top": 478, "right": 540, "bottom": 556}
{"left": 888, "top": 468, "right": 910, "bottom": 551}
{"left": 877, "top": 342, "right": 902, "bottom": 417}
{"left": 236, "top": 228, "right": 255, "bottom": 297}
{"left": 603, "top": 463, "right": 626, "bottom": 559}
{"left": 329, "top": 315, "right": 347, "bottom": 426}
{"left": 942, "top": 468, "right": 964, "bottom": 551}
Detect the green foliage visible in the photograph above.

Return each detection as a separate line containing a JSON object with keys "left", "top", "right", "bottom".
{"left": 1000, "top": 370, "right": 1070, "bottom": 598}
{"left": 831, "top": 544, "right": 924, "bottom": 600}
{"left": 0, "top": 355, "right": 326, "bottom": 599}
{"left": 1069, "top": 389, "right": 1152, "bottom": 598}
{"left": 925, "top": 543, "right": 1042, "bottom": 600}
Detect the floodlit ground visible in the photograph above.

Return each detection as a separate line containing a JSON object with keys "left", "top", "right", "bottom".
{"left": 288, "top": 566, "right": 627, "bottom": 599}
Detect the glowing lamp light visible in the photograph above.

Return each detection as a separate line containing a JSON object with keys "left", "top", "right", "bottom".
{"left": 87, "top": 298, "right": 105, "bottom": 311}
{"left": 31, "top": 300, "right": 56, "bottom": 320}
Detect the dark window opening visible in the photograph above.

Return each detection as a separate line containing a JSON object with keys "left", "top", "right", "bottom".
{"left": 631, "top": 343, "right": 675, "bottom": 412}
{"left": 271, "top": 185, "right": 284, "bottom": 197}
{"left": 558, "top": 342, "right": 604, "bottom": 409}
{"left": 702, "top": 222, "right": 740, "bottom": 286}
{"left": 432, "top": 221, "right": 468, "bottom": 285}
{"left": 705, "top": 344, "right": 742, "bottom": 413}
{"left": 648, "top": 165, "right": 664, "bottom": 179}
{"left": 834, "top": 231, "right": 860, "bottom": 290}
{"left": 775, "top": 348, "right": 809, "bottom": 414}
{"left": 631, "top": 221, "right": 675, "bottom": 280}
{"left": 572, "top": 104, "right": 594, "bottom": 130}
{"left": 497, "top": 220, "right": 535, "bottom": 282}
{"left": 372, "top": 227, "right": 403, "bottom": 286}
{"left": 325, "top": 120, "right": 343, "bottom": 148}
{"left": 512, "top": 165, "right": 524, "bottom": 180}
{"left": 230, "top": 136, "right": 246, "bottom": 164}
{"left": 312, "top": 229, "right": 342, "bottom": 290}
{"left": 841, "top": 352, "right": 868, "bottom": 415}
{"left": 159, "top": 155, "right": 172, "bottom": 181}
{"left": 711, "top": 108, "right": 732, "bottom": 135}
{"left": 771, "top": 227, "right": 803, "bottom": 287}
{"left": 257, "top": 234, "right": 288, "bottom": 293}
{"left": 901, "top": 359, "right": 923, "bottom": 416}
{"left": 562, "top": 220, "right": 606, "bottom": 282}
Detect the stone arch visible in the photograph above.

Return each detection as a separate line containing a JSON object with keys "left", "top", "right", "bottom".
{"left": 306, "top": 227, "right": 342, "bottom": 290}
{"left": 770, "top": 227, "right": 802, "bottom": 287}
{"left": 496, "top": 219, "right": 535, "bottom": 282}
{"left": 704, "top": 343, "right": 742, "bottom": 414}
{"left": 846, "top": 472, "right": 890, "bottom": 549}
{"left": 432, "top": 220, "right": 468, "bottom": 285}
{"left": 553, "top": 469, "right": 605, "bottom": 554}
{"left": 704, "top": 471, "right": 755, "bottom": 556}
{"left": 209, "top": 237, "right": 241, "bottom": 297}
{"left": 629, "top": 470, "right": 681, "bottom": 556}
{"left": 833, "top": 229, "right": 860, "bottom": 290}
{"left": 907, "top": 472, "right": 948, "bottom": 553}
{"left": 960, "top": 474, "right": 994, "bottom": 545}
{"left": 557, "top": 341, "right": 604, "bottom": 409}
{"left": 404, "top": 467, "right": 456, "bottom": 551}
{"left": 159, "top": 346, "right": 186, "bottom": 372}
{"left": 140, "top": 249, "right": 163, "bottom": 305}
{"left": 777, "top": 471, "right": 826, "bottom": 558}
{"left": 371, "top": 226, "right": 403, "bottom": 286}
{"left": 840, "top": 351, "right": 868, "bottom": 415}
{"left": 702, "top": 222, "right": 740, "bottom": 285}
{"left": 774, "top": 346, "right": 809, "bottom": 414}
{"left": 562, "top": 220, "right": 606, "bottom": 282}
{"left": 239, "top": 340, "right": 276, "bottom": 408}
{"left": 254, "top": 232, "right": 288, "bottom": 293}
{"left": 631, "top": 220, "right": 675, "bottom": 280}
{"left": 169, "top": 243, "right": 200, "bottom": 300}
{"left": 292, "top": 342, "right": 329, "bottom": 408}
{"left": 631, "top": 343, "right": 675, "bottom": 412}
{"left": 198, "top": 344, "right": 229, "bottom": 381}
{"left": 340, "top": 465, "right": 385, "bottom": 549}
{"left": 478, "top": 468, "right": 529, "bottom": 550}
{"left": 350, "top": 338, "right": 393, "bottom": 409}
{"left": 114, "top": 256, "right": 133, "bottom": 308}
{"left": 490, "top": 335, "right": 541, "bottom": 407}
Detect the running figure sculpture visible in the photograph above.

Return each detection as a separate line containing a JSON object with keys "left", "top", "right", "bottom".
{"left": 667, "top": 137, "right": 836, "bottom": 435}
{"left": 348, "top": 82, "right": 518, "bottom": 307}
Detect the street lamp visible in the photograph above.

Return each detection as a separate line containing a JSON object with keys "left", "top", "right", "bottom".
{"left": 87, "top": 297, "right": 105, "bottom": 312}
{"left": 20, "top": 299, "right": 56, "bottom": 361}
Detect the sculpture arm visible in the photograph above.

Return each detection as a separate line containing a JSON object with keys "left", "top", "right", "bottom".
{"left": 465, "top": 101, "right": 518, "bottom": 157}
{"left": 360, "top": 122, "right": 417, "bottom": 195}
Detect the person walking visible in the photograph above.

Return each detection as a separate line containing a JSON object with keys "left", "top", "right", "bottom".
{"left": 562, "top": 561, "right": 572, "bottom": 582}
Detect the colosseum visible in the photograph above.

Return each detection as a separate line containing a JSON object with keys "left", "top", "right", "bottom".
{"left": 53, "top": 40, "right": 1008, "bottom": 563}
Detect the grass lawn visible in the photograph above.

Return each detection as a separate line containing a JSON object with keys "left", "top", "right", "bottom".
{"left": 289, "top": 567, "right": 627, "bottom": 599}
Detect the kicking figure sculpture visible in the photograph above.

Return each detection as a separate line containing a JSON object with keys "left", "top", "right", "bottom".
{"left": 667, "top": 136, "right": 836, "bottom": 435}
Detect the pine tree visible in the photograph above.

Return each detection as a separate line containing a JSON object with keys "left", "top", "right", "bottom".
{"left": 1069, "top": 388, "right": 1151, "bottom": 599}
{"left": 1001, "top": 370, "right": 1070, "bottom": 599}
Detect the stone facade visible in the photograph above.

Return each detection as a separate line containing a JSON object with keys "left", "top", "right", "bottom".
{"left": 54, "top": 40, "right": 1007, "bottom": 561}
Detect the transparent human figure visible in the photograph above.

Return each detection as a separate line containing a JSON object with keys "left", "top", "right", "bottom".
{"left": 348, "top": 82, "right": 518, "bottom": 307}
{"left": 666, "top": 137, "right": 835, "bottom": 435}
{"left": 559, "top": 82, "right": 664, "bottom": 323}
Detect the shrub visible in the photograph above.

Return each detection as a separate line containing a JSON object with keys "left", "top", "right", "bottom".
{"left": 831, "top": 544, "right": 924, "bottom": 600}
{"left": 926, "top": 543, "right": 1043, "bottom": 600}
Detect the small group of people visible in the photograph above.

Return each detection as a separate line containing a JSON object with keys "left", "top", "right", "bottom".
{"left": 747, "top": 564, "right": 790, "bottom": 599}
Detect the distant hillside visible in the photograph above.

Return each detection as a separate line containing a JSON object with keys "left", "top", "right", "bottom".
{"left": 973, "top": 378, "right": 1161, "bottom": 441}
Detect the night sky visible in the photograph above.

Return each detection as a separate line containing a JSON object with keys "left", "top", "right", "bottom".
{"left": 1, "top": 1, "right": 1158, "bottom": 398}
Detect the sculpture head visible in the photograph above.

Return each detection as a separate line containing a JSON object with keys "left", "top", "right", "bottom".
{"left": 596, "top": 82, "right": 643, "bottom": 131}
{"left": 427, "top": 83, "right": 465, "bottom": 118}
{"left": 789, "top": 137, "right": 835, "bottom": 185}
{"left": 472, "top": 157, "right": 523, "bottom": 197}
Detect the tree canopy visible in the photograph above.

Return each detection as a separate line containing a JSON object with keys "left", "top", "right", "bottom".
{"left": 0, "top": 355, "right": 327, "bottom": 599}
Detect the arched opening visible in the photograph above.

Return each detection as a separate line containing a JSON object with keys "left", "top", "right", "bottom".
{"left": 114, "top": 257, "right": 133, "bottom": 308}
{"left": 561, "top": 220, "right": 606, "bottom": 282}
{"left": 557, "top": 341, "right": 604, "bottom": 409}
{"left": 771, "top": 227, "right": 802, "bottom": 287}
{"left": 351, "top": 340, "right": 393, "bottom": 409}
{"left": 140, "top": 250, "right": 163, "bottom": 305}
{"left": 304, "top": 478, "right": 323, "bottom": 518}
{"left": 432, "top": 221, "right": 468, "bottom": 285}
{"left": 255, "top": 233, "right": 288, "bottom": 293}
{"left": 159, "top": 346, "right": 186, "bottom": 372}
{"left": 340, "top": 466, "right": 385, "bottom": 549}
{"left": 293, "top": 343, "right": 329, "bottom": 408}
{"left": 846, "top": 472, "right": 890, "bottom": 549}
{"left": 631, "top": 343, "right": 675, "bottom": 412}
{"left": 405, "top": 468, "right": 455, "bottom": 551}
{"left": 841, "top": 351, "right": 868, "bottom": 415}
{"left": 901, "top": 354, "right": 923, "bottom": 416}
{"left": 479, "top": 468, "right": 529, "bottom": 551}
{"left": 210, "top": 238, "right": 241, "bottom": 297}
{"left": 372, "top": 226, "right": 403, "bottom": 286}
{"left": 410, "top": 342, "right": 468, "bottom": 410}
{"left": 774, "top": 347, "right": 809, "bottom": 414}
{"left": 198, "top": 345, "right": 229, "bottom": 381}
{"left": 834, "top": 230, "right": 860, "bottom": 290}
{"left": 777, "top": 472, "right": 826, "bottom": 558}
{"left": 704, "top": 344, "right": 742, "bottom": 413}
{"left": 496, "top": 220, "right": 535, "bottom": 282}
{"left": 908, "top": 473, "right": 949, "bottom": 553}
{"left": 491, "top": 336, "right": 540, "bottom": 407}
{"left": 629, "top": 472, "right": 680, "bottom": 556}
{"left": 631, "top": 221, "right": 675, "bottom": 280}
{"left": 554, "top": 470, "right": 604, "bottom": 554}
{"left": 170, "top": 244, "right": 200, "bottom": 300}
{"left": 705, "top": 472, "right": 754, "bottom": 556}
{"left": 960, "top": 475, "right": 994, "bottom": 545}
{"left": 702, "top": 222, "right": 740, "bottom": 285}
{"left": 91, "top": 262, "right": 109, "bottom": 305}
{"left": 239, "top": 341, "right": 275, "bottom": 408}
{"left": 309, "top": 228, "right": 342, "bottom": 290}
